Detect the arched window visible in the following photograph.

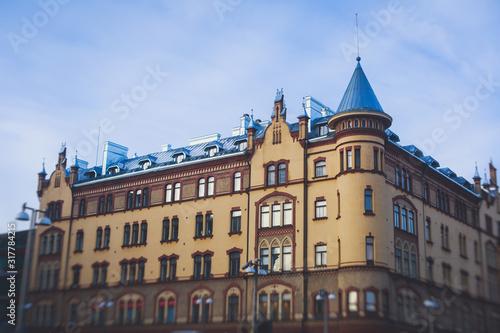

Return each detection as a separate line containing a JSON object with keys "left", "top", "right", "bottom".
{"left": 142, "top": 188, "right": 149, "bottom": 207}
{"left": 267, "top": 165, "right": 275, "bottom": 186}
{"left": 354, "top": 120, "right": 359, "bottom": 128}
{"left": 401, "top": 169, "right": 406, "bottom": 190}
{"left": 410, "top": 245, "right": 417, "bottom": 278}
{"left": 259, "top": 240, "right": 270, "bottom": 272}
{"left": 174, "top": 183, "right": 181, "bottom": 201}
{"left": 315, "top": 161, "right": 326, "bottom": 177}
{"left": 270, "top": 240, "right": 281, "bottom": 272}
{"left": 126, "top": 191, "right": 133, "bottom": 209}
{"left": 207, "top": 177, "right": 215, "bottom": 196}
{"left": 54, "top": 203, "right": 61, "bottom": 220}
{"left": 79, "top": 199, "right": 86, "bottom": 217}
{"left": 395, "top": 239, "right": 402, "bottom": 274}
{"left": 282, "top": 238, "right": 292, "bottom": 271}
{"left": 106, "top": 195, "right": 113, "bottom": 213}
{"left": 233, "top": 172, "right": 242, "bottom": 192}
{"left": 198, "top": 178, "right": 206, "bottom": 198}
{"left": 278, "top": 163, "right": 286, "bottom": 184}
{"left": 165, "top": 184, "right": 172, "bottom": 203}
{"left": 134, "top": 189, "right": 142, "bottom": 208}
{"left": 362, "top": 119, "right": 366, "bottom": 127}
{"left": 99, "top": 196, "right": 105, "bottom": 214}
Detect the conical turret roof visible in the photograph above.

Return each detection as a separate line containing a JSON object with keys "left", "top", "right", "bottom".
{"left": 336, "top": 60, "right": 384, "bottom": 114}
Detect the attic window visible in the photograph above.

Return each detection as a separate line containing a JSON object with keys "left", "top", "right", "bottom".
{"left": 175, "top": 154, "right": 184, "bottom": 163}
{"left": 140, "top": 160, "right": 151, "bottom": 170}
{"left": 107, "top": 167, "right": 119, "bottom": 176}
{"left": 318, "top": 124, "right": 328, "bottom": 136}
{"left": 86, "top": 170, "right": 97, "bottom": 179}
{"left": 208, "top": 147, "right": 217, "bottom": 157}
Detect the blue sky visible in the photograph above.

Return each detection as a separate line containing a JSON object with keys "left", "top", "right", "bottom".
{"left": 1, "top": 0, "right": 499, "bottom": 233}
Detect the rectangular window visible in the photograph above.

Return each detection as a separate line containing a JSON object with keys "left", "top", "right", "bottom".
{"left": 354, "top": 148, "right": 360, "bottom": 169}
{"left": 366, "top": 291, "right": 376, "bottom": 315}
{"left": 340, "top": 151, "right": 344, "bottom": 172}
{"left": 366, "top": 237, "right": 374, "bottom": 265}
{"left": 162, "top": 219, "right": 170, "bottom": 241}
{"left": 195, "top": 215, "right": 203, "bottom": 237}
{"left": 282, "top": 293, "right": 291, "bottom": 321}
{"left": 103, "top": 228, "right": 110, "bottom": 248}
{"left": 282, "top": 245, "right": 291, "bottom": 271}
{"left": 259, "top": 294, "right": 268, "bottom": 320}
{"left": 203, "top": 254, "right": 212, "bottom": 278}
{"left": 92, "top": 266, "right": 99, "bottom": 286}
{"left": 270, "top": 293, "right": 279, "bottom": 321}
{"left": 401, "top": 208, "right": 407, "bottom": 231}
{"left": 425, "top": 219, "right": 431, "bottom": 242}
{"left": 174, "top": 183, "right": 181, "bottom": 201}
{"left": 131, "top": 224, "right": 139, "bottom": 245}
{"left": 160, "top": 259, "right": 168, "bottom": 282}
{"left": 408, "top": 211, "right": 414, "bottom": 234}
{"left": 283, "top": 203, "right": 292, "bottom": 225}
{"left": 138, "top": 261, "right": 145, "bottom": 284}
{"left": 272, "top": 204, "right": 281, "bottom": 227}
{"left": 121, "top": 263, "right": 127, "bottom": 284}
{"left": 140, "top": 223, "right": 148, "bottom": 243}
{"left": 101, "top": 265, "right": 107, "bottom": 285}
{"left": 228, "top": 295, "right": 239, "bottom": 322}
{"left": 193, "top": 255, "right": 202, "bottom": 279}
{"left": 426, "top": 260, "right": 433, "bottom": 281}
{"left": 315, "top": 245, "right": 327, "bottom": 267}
{"left": 123, "top": 225, "right": 130, "bottom": 246}
{"left": 229, "top": 252, "right": 240, "bottom": 277}
{"left": 346, "top": 150, "right": 352, "bottom": 169}
{"left": 169, "top": 258, "right": 177, "bottom": 281}
{"left": 315, "top": 200, "right": 327, "bottom": 219}
{"left": 348, "top": 291, "right": 358, "bottom": 316}
{"left": 364, "top": 189, "right": 373, "bottom": 213}
{"left": 205, "top": 213, "right": 213, "bottom": 236}
{"left": 165, "top": 184, "right": 172, "bottom": 203}
{"left": 373, "top": 149, "right": 378, "bottom": 170}
{"left": 171, "top": 218, "right": 179, "bottom": 240}
{"left": 75, "top": 231, "right": 84, "bottom": 252}
{"left": 129, "top": 262, "right": 136, "bottom": 284}
{"left": 231, "top": 210, "right": 241, "bottom": 233}
{"left": 261, "top": 206, "right": 270, "bottom": 228}
{"left": 72, "top": 267, "right": 80, "bottom": 287}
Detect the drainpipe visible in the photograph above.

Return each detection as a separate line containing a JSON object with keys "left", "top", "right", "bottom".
{"left": 302, "top": 139, "right": 309, "bottom": 332}
{"left": 244, "top": 152, "right": 252, "bottom": 327}
{"left": 61, "top": 186, "right": 75, "bottom": 322}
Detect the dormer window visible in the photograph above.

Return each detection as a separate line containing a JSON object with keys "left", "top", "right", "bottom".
{"left": 235, "top": 139, "right": 247, "bottom": 152}
{"left": 208, "top": 147, "right": 217, "bottom": 157}
{"left": 86, "top": 170, "right": 97, "bottom": 179}
{"left": 174, "top": 154, "right": 185, "bottom": 163}
{"left": 318, "top": 124, "right": 328, "bottom": 136}
{"left": 107, "top": 166, "right": 119, "bottom": 176}
{"left": 140, "top": 161, "right": 150, "bottom": 170}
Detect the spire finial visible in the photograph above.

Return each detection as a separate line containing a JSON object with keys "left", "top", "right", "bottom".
{"left": 356, "top": 13, "right": 361, "bottom": 62}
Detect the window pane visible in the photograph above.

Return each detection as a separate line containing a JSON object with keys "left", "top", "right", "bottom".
{"left": 272, "top": 204, "right": 281, "bottom": 227}
{"left": 261, "top": 206, "right": 270, "bottom": 228}
{"left": 282, "top": 245, "right": 291, "bottom": 271}
{"left": 283, "top": 203, "right": 292, "bottom": 225}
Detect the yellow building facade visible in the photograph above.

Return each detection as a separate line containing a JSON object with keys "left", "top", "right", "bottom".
{"left": 27, "top": 60, "right": 500, "bottom": 333}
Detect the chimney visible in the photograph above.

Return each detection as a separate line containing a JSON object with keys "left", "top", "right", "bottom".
{"left": 37, "top": 162, "right": 47, "bottom": 198}
{"left": 473, "top": 164, "right": 481, "bottom": 195}
{"left": 298, "top": 101, "right": 310, "bottom": 141}
{"left": 102, "top": 141, "right": 128, "bottom": 173}
{"left": 489, "top": 161, "right": 497, "bottom": 187}
{"left": 162, "top": 144, "right": 172, "bottom": 152}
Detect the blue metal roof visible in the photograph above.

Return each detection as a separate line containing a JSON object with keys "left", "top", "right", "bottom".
{"left": 336, "top": 61, "right": 384, "bottom": 114}
{"left": 385, "top": 129, "right": 400, "bottom": 143}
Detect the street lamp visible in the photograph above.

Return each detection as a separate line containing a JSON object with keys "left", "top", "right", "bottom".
{"left": 196, "top": 295, "right": 213, "bottom": 333}
{"left": 15, "top": 203, "right": 51, "bottom": 333}
{"left": 316, "top": 289, "right": 336, "bottom": 333}
{"left": 423, "top": 299, "right": 440, "bottom": 333}
{"left": 242, "top": 258, "right": 267, "bottom": 333}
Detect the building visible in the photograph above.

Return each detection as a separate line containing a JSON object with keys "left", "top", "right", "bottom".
{"left": 26, "top": 58, "right": 500, "bottom": 333}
